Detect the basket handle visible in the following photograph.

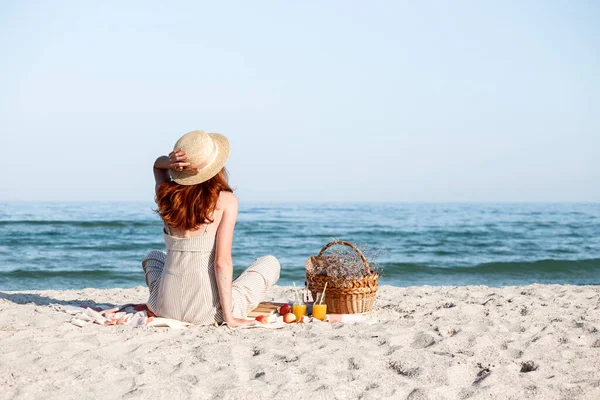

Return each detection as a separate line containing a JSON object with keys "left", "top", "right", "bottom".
{"left": 318, "top": 240, "right": 371, "bottom": 274}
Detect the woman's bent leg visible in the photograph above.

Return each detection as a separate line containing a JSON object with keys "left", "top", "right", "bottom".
{"left": 231, "top": 255, "right": 280, "bottom": 318}
{"left": 142, "top": 250, "right": 166, "bottom": 310}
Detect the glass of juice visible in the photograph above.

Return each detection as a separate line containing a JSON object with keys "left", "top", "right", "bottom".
{"left": 312, "top": 293, "right": 327, "bottom": 321}
{"left": 292, "top": 303, "right": 306, "bottom": 322}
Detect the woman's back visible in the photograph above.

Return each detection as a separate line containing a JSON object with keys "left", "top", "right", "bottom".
{"left": 147, "top": 193, "right": 231, "bottom": 324}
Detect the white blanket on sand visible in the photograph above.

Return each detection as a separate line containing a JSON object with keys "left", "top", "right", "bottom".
{"left": 51, "top": 303, "right": 374, "bottom": 330}
{"left": 51, "top": 303, "right": 193, "bottom": 329}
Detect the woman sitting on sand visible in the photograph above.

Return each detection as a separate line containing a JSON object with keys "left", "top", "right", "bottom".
{"left": 142, "top": 130, "right": 280, "bottom": 327}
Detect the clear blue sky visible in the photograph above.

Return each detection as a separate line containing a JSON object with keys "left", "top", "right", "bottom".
{"left": 1, "top": 1, "right": 598, "bottom": 202}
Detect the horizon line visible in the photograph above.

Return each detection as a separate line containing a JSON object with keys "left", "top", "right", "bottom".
{"left": 1, "top": 200, "right": 599, "bottom": 205}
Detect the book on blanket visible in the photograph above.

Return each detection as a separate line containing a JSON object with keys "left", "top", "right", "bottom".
{"left": 247, "top": 302, "right": 287, "bottom": 319}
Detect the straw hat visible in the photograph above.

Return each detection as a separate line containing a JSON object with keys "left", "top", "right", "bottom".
{"left": 170, "top": 130, "right": 230, "bottom": 185}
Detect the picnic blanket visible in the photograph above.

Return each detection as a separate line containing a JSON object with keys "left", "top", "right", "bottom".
{"left": 50, "top": 303, "right": 193, "bottom": 329}
{"left": 51, "top": 302, "right": 375, "bottom": 330}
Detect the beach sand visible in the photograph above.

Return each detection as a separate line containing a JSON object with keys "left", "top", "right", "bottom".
{"left": 1, "top": 284, "right": 599, "bottom": 400}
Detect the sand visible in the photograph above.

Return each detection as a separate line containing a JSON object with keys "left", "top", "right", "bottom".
{"left": 1, "top": 284, "right": 599, "bottom": 400}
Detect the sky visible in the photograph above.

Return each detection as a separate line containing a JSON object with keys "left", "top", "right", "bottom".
{"left": 0, "top": 1, "right": 598, "bottom": 202}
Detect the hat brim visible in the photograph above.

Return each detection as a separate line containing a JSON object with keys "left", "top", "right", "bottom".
{"left": 171, "top": 133, "right": 230, "bottom": 185}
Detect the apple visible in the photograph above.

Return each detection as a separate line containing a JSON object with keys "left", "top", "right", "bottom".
{"left": 283, "top": 313, "right": 296, "bottom": 323}
{"left": 255, "top": 315, "right": 268, "bottom": 324}
{"left": 278, "top": 304, "right": 292, "bottom": 315}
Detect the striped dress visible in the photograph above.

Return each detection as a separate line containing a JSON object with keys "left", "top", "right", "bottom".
{"left": 142, "top": 227, "right": 280, "bottom": 325}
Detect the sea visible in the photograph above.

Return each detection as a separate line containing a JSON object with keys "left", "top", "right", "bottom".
{"left": 0, "top": 202, "right": 599, "bottom": 291}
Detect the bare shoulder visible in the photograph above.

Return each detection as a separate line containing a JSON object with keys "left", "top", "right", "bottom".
{"left": 217, "top": 191, "right": 238, "bottom": 211}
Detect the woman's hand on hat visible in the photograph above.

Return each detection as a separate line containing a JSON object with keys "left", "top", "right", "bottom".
{"left": 168, "top": 149, "right": 198, "bottom": 174}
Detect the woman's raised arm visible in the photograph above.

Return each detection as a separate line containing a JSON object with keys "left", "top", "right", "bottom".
{"left": 153, "top": 149, "right": 198, "bottom": 192}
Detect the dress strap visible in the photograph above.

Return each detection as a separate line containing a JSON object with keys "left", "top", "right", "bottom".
{"left": 163, "top": 221, "right": 172, "bottom": 236}
{"left": 203, "top": 222, "right": 211, "bottom": 234}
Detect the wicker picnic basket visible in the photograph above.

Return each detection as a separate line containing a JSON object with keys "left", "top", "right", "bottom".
{"left": 306, "top": 240, "right": 379, "bottom": 314}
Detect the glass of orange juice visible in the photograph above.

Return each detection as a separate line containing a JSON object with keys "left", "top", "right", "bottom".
{"left": 312, "top": 293, "right": 327, "bottom": 321}
{"left": 292, "top": 303, "right": 306, "bottom": 322}
{"left": 312, "top": 303, "right": 327, "bottom": 321}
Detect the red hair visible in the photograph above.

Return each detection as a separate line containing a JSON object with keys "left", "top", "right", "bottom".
{"left": 155, "top": 168, "right": 233, "bottom": 231}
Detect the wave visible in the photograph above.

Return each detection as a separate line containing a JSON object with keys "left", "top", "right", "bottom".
{"left": 0, "top": 269, "right": 140, "bottom": 280}
{"left": 382, "top": 258, "right": 600, "bottom": 275}
{"left": 380, "top": 258, "right": 600, "bottom": 285}
{"left": 0, "top": 269, "right": 143, "bottom": 290}
{"left": 0, "top": 220, "right": 158, "bottom": 228}
{"left": 3, "top": 258, "right": 597, "bottom": 280}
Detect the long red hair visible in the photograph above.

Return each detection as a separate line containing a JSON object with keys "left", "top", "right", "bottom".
{"left": 155, "top": 168, "right": 233, "bottom": 231}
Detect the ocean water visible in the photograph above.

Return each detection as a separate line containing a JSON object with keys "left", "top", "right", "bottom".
{"left": 0, "top": 202, "right": 599, "bottom": 291}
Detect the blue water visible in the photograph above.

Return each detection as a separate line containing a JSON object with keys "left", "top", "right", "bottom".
{"left": 0, "top": 202, "right": 599, "bottom": 290}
